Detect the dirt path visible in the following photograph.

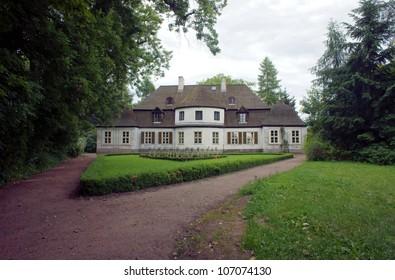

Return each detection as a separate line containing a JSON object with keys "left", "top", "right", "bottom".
{"left": 0, "top": 154, "right": 305, "bottom": 260}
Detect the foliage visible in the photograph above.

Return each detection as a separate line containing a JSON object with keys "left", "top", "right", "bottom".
{"left": 0, "top": 0, "right": 227, "bottom": 185}
{"left": 358, "top": 143, "right": 395, "bottom": 165}
{"left": 83, "top": 129, "right": 97, "bottom": 153}
{"left": 241, "top": 161, "right": 395, "bottom": 259}
{"left": 257, "top": 56, "right": 296, "bottom": 108}
{"left": 133, "top": 76, "right": 156, "bottom": 102}
{"left": 80, "top": 153, "right": 292, "bottom": 195}
{"left": 303, "top": 133, "right": 336, "bottom": 161}
{"left": 196, "top": 73, "right": 255, "bottom": 87}
{"left": 302, "top": 0, "right": 395, "bottom": 164}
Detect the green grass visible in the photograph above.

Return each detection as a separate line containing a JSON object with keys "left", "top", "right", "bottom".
{"left": 241, "top": 161, "right": 395, "bottom": 260}
{"left": 80, "top": 153, "right": 292, "bottom": 195}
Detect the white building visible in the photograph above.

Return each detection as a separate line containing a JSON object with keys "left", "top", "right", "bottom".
{"left": 97, "top": 77, "right": 307, "bottom": 153}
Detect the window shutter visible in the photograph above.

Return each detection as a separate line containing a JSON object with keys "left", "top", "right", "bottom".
{"left": 227, "top": 132, "right": 231, "bottom": 144}
{"left": 243, "top": 132, "right": 247, "bottom": 144}
{"left": 159, "top": 132, "right": 162, "bottom": 144}
{"left": 239, "top": 132, "right": 242, "bottom": 145}
{"left": 141, "top": 132, "right": 144, "bottom": 144}
{"left": 152, "top": 132, "right": 155, "bottom": 144}
{"left": 169, "top": 132, "right": 173, "bottom": 144}
{"left": 254, "top": 132, "right": 258, "bottom": 144}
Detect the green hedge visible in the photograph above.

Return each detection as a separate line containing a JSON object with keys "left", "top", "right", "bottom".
{"left": 80, "top": 154, "right": 293, "bottom": 196}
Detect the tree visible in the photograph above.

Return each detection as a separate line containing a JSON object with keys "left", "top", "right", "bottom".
{"left": 303, "top": 0, "right": 395, "bottom": 163}
{"left": 197, "top": 73, "right": 255, "bottom": 87}
{"left": 257, "top": 56, "right": 282, "bottom": 105}
{"left": 279, "top": 87, "right": 296, "bottom": 109}
{"left": 134, "top": 77, "right": 156, "bottom": 101}
{"left": 0, "top": 0, "right": 227, "bottom": 184}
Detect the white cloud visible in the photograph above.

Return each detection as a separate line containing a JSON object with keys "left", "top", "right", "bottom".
{"left": 155, "top": 0, "right": 360, "bottom": 109}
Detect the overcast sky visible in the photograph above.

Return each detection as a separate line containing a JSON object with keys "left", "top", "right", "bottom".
{"left": 155, "top": 0, "right": 360, "bottom": 110}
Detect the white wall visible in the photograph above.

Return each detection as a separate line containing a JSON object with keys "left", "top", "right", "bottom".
{"left": 96, "top": 127, "right": 139, "bottom": 153}
{"left": 175, "top": 107, "right": 224, "bottom": 126}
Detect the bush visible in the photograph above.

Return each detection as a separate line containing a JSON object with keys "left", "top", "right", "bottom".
{"left": 358, "top": 144, "right": 395, "bottom": 165}
{"left": 304, "top": 134, "right": 335, "bottom": 161}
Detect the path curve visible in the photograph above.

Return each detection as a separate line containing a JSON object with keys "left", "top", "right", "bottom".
{"left": 0, "top": 154, "right": 305, "bottom": 259}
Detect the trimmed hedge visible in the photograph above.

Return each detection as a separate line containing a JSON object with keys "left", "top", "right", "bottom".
{"left": 80, "top": 154, "right": 293, "bottom": 196}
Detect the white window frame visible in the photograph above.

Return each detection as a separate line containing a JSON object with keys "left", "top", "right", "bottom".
{"left": 178, "top": 132, "right": 184, "bottom": 145}
{"left": 212, "top": 132, "right": 219, "bottom": 144}
{"left": 246, "top": 132, "right": 254, "bottom": 144}
{"left": 231, "top": 132, "right": 239, "bottom": 144}
{"left": 291, "top": 130, "right": 300, "bottom": 144}
{"left": 270, "top": 130, "right": 279, "bottom": 144}
{"left": 104, "top": 131, "right": 112, "bottom": 144}
{"left": 239, "top": 113, "right": 247, "bottom": 123}
{"left": 194, "top": 131, "right": 202, "bottom": 144}
{"left": 144, "top": 132, "right": 153, "bottom": 144}
{"left": 122, "top": 131, "right": 130, "bottom": 144}
{"left": 162, "top": 132, "right": 170, "bottom": 144}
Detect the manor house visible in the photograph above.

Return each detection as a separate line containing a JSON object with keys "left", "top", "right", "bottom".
{"left": 96, "top": 77, "right": 306, "bottom": 153}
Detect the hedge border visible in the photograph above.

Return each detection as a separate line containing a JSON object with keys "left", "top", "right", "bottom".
{"left": 80, "top": 154, "right": 293, "bottom": 196}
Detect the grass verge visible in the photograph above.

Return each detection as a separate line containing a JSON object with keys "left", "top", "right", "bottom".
{"left": 241, "top": 162, "right": 395, "bottom": 259}
{"left": 80, "top": 153, "right": 292, "bottom": 196}
{"left": 173, "top": 161, "right": 394, "bottom": 260}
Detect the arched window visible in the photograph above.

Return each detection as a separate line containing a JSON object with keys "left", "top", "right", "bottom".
{"left": 228, "top": 97, "right": 236, "bottom": 105}
{"left": 166, "top": 97, "right": 174, "bottom": 106}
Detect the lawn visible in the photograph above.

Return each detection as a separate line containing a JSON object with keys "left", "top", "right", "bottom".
{"left": 241, "top": 161, "right": 395, "bottom": 259}
{"left": 80, "top": 153, "right": 292, "bottom": 195}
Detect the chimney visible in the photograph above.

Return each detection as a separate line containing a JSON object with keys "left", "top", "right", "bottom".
{"left": 178, "top": 76, "right": 184, "bottom": 92}
{"left": 221, "top": 76, "right": 226, "bottom": 93}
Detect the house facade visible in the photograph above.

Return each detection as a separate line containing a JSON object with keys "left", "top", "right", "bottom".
{"left": 96, "top": 77, "right": 307, "bottom": 153}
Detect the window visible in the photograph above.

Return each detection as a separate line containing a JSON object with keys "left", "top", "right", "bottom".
{"left": 228, "top": 97, "right": 236, "bottom": 105}
{"left": 178, "top": 132, "right": 184, "bottom": 145}
{"left": 194, "top": 131, "right": 202, "bottom": 144}
{"left": 142, "top": 132, "right": 155, "bottom": 144}
{"left": 270, "top": 130, "right": 279, "bottom": 144}
{"left": 166, "top": 97, "right": 174, "bottom": 106}
{"left": 159, "top": 132, "right": 172, "bottom": 144}
{"left": 231, "top": 132, "right": 239, "bottom": 144}
{"left": 245, "top": 132, "right": 254, "bottom": 144}
{"left": 179, "top": 111, "right": 184, "bottom": 121}
{"left": 122, "top": 131, "right": 130, "bottom": 144}
{"left": 104, "top": 131, "right": 112, "bottom": 144}
{"left": 292, "top": 130, "right": 300, "bottom": 144}
{"left": 153, "top": 113, "right": 162, "bottom": 123}
{"left": 195, "top": 110, "right": 203, "bottom": 120}
{"left": 212, "top": 132, "right": 219, "bottom": 144}
{"left": 239, "top": 113, "right": 247, "bottom": 123}
{"left": 214, "top": 111, "right": 220, "bottom": 121}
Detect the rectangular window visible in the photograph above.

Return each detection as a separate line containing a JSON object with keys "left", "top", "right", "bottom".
{"left": 195, "top": 111, "right": 203, "bottom": 121}
{"left": 231, "top": 132, "right": 239, "bottom": 144}
{"left": 292, "top": 130, "right": 300, "bottom": 144}
{"left": 104, "top": 131, "right": 112, "bottom": 144}
{"left": 179, "top": 111, "right": 184, "bottom": 121}
{"left": 142, "top": 132, "right": 155, "bottom": 144}
{"left": 270, "top": 130, "right": 279, "bottom": 144}
{"left": 178, "top": 132, "right": 184, "bottom": 145}
{"left": 214, "top": 111, "right": 220, "bottom": 121}
{"left": 159, "top": 132, "right": 173, "bottom": 144}
{"left": 153, "top": 113, "right": 162, "bottom": 123}
{"left": 212, "top": 132, "right": 219, "bottom": 144}
{"left": 245, "top": 132, "right": 254, "bottom": 144}
{"left": 122, "top": 131, "right": 130, "bottom": 144}
{"left": 194, "top": 131, "right": 202, "bottom": 144}
{"left": 239, "top": 113, "right": 247, "bottom": 123}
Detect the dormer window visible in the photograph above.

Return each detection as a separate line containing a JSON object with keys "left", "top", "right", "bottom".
{"left": 236, "top": 106, "right": 249, "bottom": 123}
{"left": 166, "top": 97, "right": 174, "bottom": 106}
{"left": 228, "top": 97, "right": 236, "bottom": 105}
{"left": 152, "top": 107, "right": 164, "bottom": 123}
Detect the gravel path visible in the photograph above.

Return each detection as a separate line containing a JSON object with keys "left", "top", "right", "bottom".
{"left": 0, "top": 154, "right": 305, "bottom": 260}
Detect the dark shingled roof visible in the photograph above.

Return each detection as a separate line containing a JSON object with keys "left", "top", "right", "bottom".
{"left": 100, "top": 85, "right": 305, "bottom": 128}
{"left": 262, "top": 101, "right": 305, "bottom": 126}
{"left": 135, "top": 85, "right": 270, "bottom": 110}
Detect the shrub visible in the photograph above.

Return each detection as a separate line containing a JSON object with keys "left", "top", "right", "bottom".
{"left": 358, "top": 144, "right": 395, "bottom": 165}
{"left": 80, "top": 154, "right": 293, "bottom": 196}
{"left": 304, "top": 134, "right": 335, "bottom": 161}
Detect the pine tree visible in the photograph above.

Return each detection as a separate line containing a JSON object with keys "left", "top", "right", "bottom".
{"left": 257, "top": 56, "right": 282, "bottom": 105}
